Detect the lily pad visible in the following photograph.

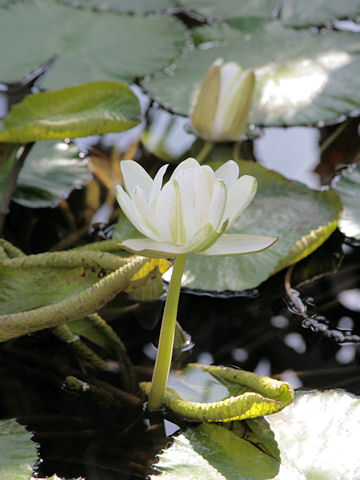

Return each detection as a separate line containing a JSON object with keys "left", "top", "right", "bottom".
{"left": 59, "top": 0, "right": 175, "bottom": 14}
{"left": 280, "top": 0, "right": 360, "bottom": 27}
{"left": 178, "top": 0, "right": 277, "bottom": 20}
{"left": 333, "top": 163, "right": 360, "bottom": 239}
{"left": 0, "top": 141, "right": 91, "bottom": 208}
{"left": 0, "top": 0, "right": 185, "bottom": 89}
{"left": 152, "top": 390, "right": 360, "bottom": 480}
{"left": 0, "top": 418, "right": 37, "bottom": 480}
{"left": 0, "top": 82, "right": 141, "bottom": 143}
{"left": 177, "top": 0, "right": 360, "bottom": 27}
{"left": 143, "top": 19, "right": 360, "bottom": 126}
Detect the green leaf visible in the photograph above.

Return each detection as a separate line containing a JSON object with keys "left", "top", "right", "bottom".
{"left": 280, "top": 0, "right": 360, "bottom": 27}
{"left": 0, "top": 0, "right": 185, "bottom": 89}
{"left": 59, "top": 0, "right": 175, "bottom": 14}
{"left": 143, "top": 19, "right": 360, "bottom": 127}
{"left": 178, "top": 0, "right": 360, "bottom": 26}
{"left": 0, "top": 141, "right": 91, "bottom": 208}
{"left": 140, "top": 363, "right": 294, "bottom": 422}
{"left": 152, "top": 391, "right": 360, "bottom": 480}
{"left": 178, "top": 0, "right": 277, "bottom": 20}
{"left": 152, "top": 423, "right": 279, "bottom": 479}
{"left": 333, "top": 163, "right": 360, "bottom": 239}
{"left": 0, "top": 418, "right": 37, "bottom": 480}
{"left": 0, "top": 82, "right": 141, "bottom": 143}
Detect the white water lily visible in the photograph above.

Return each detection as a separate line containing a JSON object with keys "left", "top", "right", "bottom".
{"left": 116, "top": 158, "right": 276, "bottom": 257}
{"left": 190, "top": 58, "right": 255, "bottom": 142}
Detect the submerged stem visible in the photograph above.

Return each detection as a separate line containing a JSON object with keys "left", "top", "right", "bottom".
{"left": 196, "top": 141, "right": 214, "bottom": 164}
{"left": 148, "top": 253, "right": 187, "bottom": 410}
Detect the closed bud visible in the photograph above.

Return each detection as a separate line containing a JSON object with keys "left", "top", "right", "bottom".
{"left": 190, "top": 58, "right": 255, "bottom": 142}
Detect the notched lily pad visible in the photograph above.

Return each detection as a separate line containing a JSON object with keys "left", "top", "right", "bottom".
{"left": 0, "top": 0, "right": 186, "bottom": 89}
{"left": 59, "top": 0, "right": 175, "bottom": 14}
{"left": 333, "top": 163, "right": 360, "bottom": 239}
{"left": 143, "top": 18, "right": 360, "bottom": 127}
{"left": 0, "top": 418, "right": 37, "bottom": 480}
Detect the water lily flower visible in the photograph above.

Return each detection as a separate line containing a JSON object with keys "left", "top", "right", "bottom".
{"left": 190, "top": 58, "right": 255, "bottom": 142}
{"left": 116, "top": 158, "right": 276, "bottom": 258}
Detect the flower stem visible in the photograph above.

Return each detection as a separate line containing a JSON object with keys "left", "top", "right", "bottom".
{"left": 196, "top": 141, "right": 214, "bottom": 164}
{"left": 148, "top": 253, "right": 188, "bottom": 410}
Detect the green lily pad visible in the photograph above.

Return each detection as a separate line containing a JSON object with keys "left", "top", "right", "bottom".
{"left": 59, "top": 0, "right": 175, "bottom": 14}
{"left": 0, "top": 0, "right": 185, "bottom": 89}
{"left": 0, "top": 82, "right": 141, "bottom": 143}
{"left": 177, "top": 0, "right": 360, "bottom": 26}
{"left": 0, "top": 141, "right": 91, "bottom": 208}
{"left": 333, "top": 163, "right": 360, "bottom": 239}
{"left": 152, "top": 390, "right": 360, "bottom": 480}
{"left": 143, "top": 19, "right": 360, "bottom": 127}
{"left": 178, "top": 0, "right": 277, "bottom": 20}
{"left": 280, "top": 0, "right": 360, "bottom": 27}
{"left": 184, "top": 160, "right": 342, "bottom": 291}
{"left": 0, "top": 418, "right": 37, "bottom": 480}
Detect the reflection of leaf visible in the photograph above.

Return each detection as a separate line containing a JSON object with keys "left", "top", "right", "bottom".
{"left": 140, "top": 363, "right": 294, "bottom": 422}
{"left": 144, "top": 19, "right": 360, "bottom": 126}
{"left": 0, "top": 0, "right": 186, "bottom": 89}
{"left": 333, "top": 163, "right": 360, "bottom": 239}
{"left": 0, "top": 82, "right": 141, "bottom": 143}
{"left": 0, "top": 141, "right": 91, "bottom": 208}
{"left": 152, "top": 390, "right": 360, "bottom": 480}
{"left": 0, "top": 418, "right": 37, "bottom": 480}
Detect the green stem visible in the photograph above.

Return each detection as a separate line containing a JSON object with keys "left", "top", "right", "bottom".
{"left": 196, "top": 141, "right": 214, "bottom": 164}
{"left": 148, "top": 253, "right": 187, "bottom": 410}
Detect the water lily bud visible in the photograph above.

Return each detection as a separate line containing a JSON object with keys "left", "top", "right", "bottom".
{"left": 116, "top": 158, "right": 276, "bottom": 258}
{"left": 190, "top": 58, "right": 255, "bottom": 142}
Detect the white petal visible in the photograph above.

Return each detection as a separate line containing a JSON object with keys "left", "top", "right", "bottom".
{"left": 224, "top": 175, "right": 257, "bottom": 225}
{"left": 198, "top": 233, "right": 277, "bottom": 256}
{"left": 120, "top": 160, "right": 153, "bottom": 199}
{"left": 149, "top": 164, "right": 168, "bottom": 208}
{"left": 170, "top": 158, "right": 200, "bottom": 180}
{"left": 208, "top": 179, "right": 227, "bottom": 230}
{"left": 192, "top": 165, "right": 216, "bottom": 224}
{"left": 116, "top": 185, "right": 156, "bottom": 239}
{"left": 153, "top": 181, "right": 176, "bottom": 242}
{"left": 215, "top": 160, "right": 239, "bottom": 189}
{"left": 132, "top": 186, "right": 160, "bottom": 239}
{"left": 120, "top": 238, "right": 187, "bottom": 257}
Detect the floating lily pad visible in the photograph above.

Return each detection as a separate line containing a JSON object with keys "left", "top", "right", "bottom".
{"left": 0, "top": 141, "right": 91, "bottom": 208}
{"left": 177, "top": 0, "right": 360, "bottom": 26}
{"left": 0, "top": 418, "right": 37, "bottom": 480}
{"left": 178, "top": 0, "right": 277, "bottom": 20}
{"left": 143, "top": 19, "right": 360, "bottom": 126}
{"left": 333, "top": 163, "right": 360, "bottom": 239}
{"left": 59, "top": 0, "right": 175, "bottom": 14}
{"left": 152, "top": 390, "right": 360, "bottom": 480}
{"left": 0, "top": 0, "right": 185, "bottom": 89}
{"left": 280, "top": 0, "right": 360, "bottom": 27}
{"left": 0, "top": 81, "right": 141, "bottom": 143}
